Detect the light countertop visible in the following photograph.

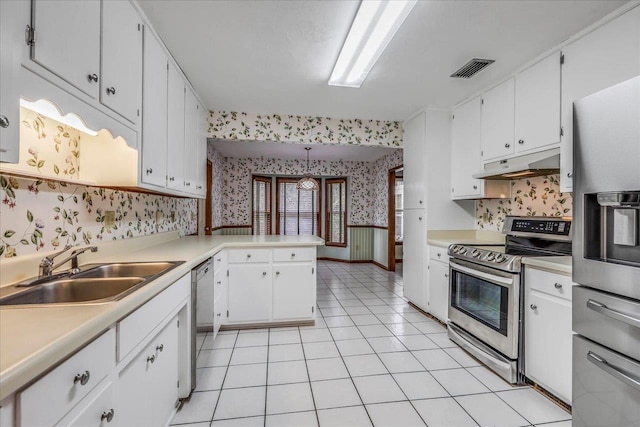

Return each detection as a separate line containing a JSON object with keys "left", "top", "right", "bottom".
{"left": 427, "top": 229, "right": 505, "bottom": 248}
{"left": 522, "top": 256, "right": 572, "bottom": 275}
{"left": 0, "top": 234, "right": 324, "bottom": 401}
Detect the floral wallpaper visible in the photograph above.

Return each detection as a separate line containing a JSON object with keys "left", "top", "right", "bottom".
{"left": 475, "top": 174, "right": 573, "bottom": 231}
{"left": 372, "top": 149, "right": 404, "bottom": 227}
{"left": 214, "top": 151, "right": 406, "bottom": 226}
{"left": 208, "top": 111, "right": 402, "bottom": 147}
{"left": 207, "top": 144, "right": 224, "bottom": 229}
{"left": 0, "top": 174, "right": 197, "bottom": 258}
{"left": 0, "top": 107, "right": 82, "bottom": 180}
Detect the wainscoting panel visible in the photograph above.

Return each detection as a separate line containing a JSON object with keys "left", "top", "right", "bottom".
{"left": 373, "top": 227, "right": 388, "bottom": 268}
{"left": 220, "top": 227, "right": 252, "bottom": 236}
{"left": 349, "top": 227, "right": 374, "bottom": 261}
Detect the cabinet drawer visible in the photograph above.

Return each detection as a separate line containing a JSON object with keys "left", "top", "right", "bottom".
{"left": 273, "top": 247, "right": 315, "bottom": 262}
{"left": 18, "top": 328, "right": 115, "bottom": 427}
{"left": 61, "top": 380, "right": 114, "bottom": 427}
{"left": 118, "top": 273, "right": 189, "bottom": 360}
{"left": 213, "top": 250, "right": 227, "bottom": 270}
{"left": 525, "top": 267, "right": 573, "bottom": 301}
{"left": 228, "top": 248, "right": 271, "bottom": 264}
{"left": 429, "top": 245, "right": 450, "bottom": 262}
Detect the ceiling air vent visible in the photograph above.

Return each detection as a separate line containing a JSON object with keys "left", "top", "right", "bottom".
{"left": 450, "top": 58, "right": 495, "bottom": 78}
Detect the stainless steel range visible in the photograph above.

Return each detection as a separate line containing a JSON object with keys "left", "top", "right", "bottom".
{"left": 447, "top": 216, "right": 572, "bottom": 384}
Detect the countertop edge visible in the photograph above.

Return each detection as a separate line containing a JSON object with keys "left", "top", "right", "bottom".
{"left": 522, "top": 256, "right": 572, "bottom": 275}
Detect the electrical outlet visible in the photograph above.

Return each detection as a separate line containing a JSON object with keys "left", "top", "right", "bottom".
{"left": 104, "top": 211, "right": 116, "bottom": 228}
{"left": 170, "top": 211, "right": 176, "bottom": 222}
{"left": 155, "top": 210, "right": 165, "bottom": 225}
{"left": 482, "top": 212, "right": 490, "bottom": 222}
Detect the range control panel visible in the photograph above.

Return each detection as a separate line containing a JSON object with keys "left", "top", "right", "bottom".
{"left": 510, "top": 219, "right": 571, "bottom": 236}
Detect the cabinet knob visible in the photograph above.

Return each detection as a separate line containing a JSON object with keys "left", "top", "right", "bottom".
{"left": 451, "top": 187, "right": 454, "bottom": 193}
{"left": 473, "top": 185, "right": 478, "bottom": 190}
{"left": 247, "top": 254, "right": 252, "bottom": 259}
{"left": 504, "top": 143, "right": 511, "bottom": 148}
{"left": 518, "top": 139, "right": 524, "bottom": 145}
{"left": 262, "top": 271, "right": 267, "bottom": 276}
{"left": 554, "top": 282, "right": 563, "bottom": 289}
{"left": 73, "top": 370, "right": 91, "bottom": 386}
{"left": 146, "top": 168, "right": 153, "bottom": 175}
{"left": 530, "top": 304, "right": 537, "bottom": 310}
{"left": 216, "top": 281, "right": 221, "bottom": 285}
{"left": 216, "top": 258, "right": 221, "bottom": 262}
{"left": 101, "top": 409, "right": 115, "bottom": 423}
{"left": 106, "top": 87, "right": 116, "bottom": 95}
{"left": 87, "top": 73, "right": 99, "bottom": 83}
{"left": 217, "top": 313, "right": 222, "bottom": 317}
{"left": 437, "top": 253, "right": 441, "bottom": 257}
{"left": 169, "top": 176, "right": 175, "bottom": 182}
{"left": 445, "top": 273, "right": 449, "bottom": 278}
{"left": 147, "top": 355, "right": 156, "bottom": 363}
{"left": 567, "top": 172, "right": 573, "bottom": 178}
{"left": 291, "top": 253, "right": 296, "bottom": 258}
{"left": 276, "top": 271, "right": 280, "bottom": 276}
{"left": 0, "top": 115, "right": 9, "bottom": 129}
{"left": 156, "top": 344, "right": 164, "bottom": 352}
{"left": 185, "top": 182, "right": 191, "bottom": 187}
{"left": 419, "top": 200, "right": 423, "bottom": 204}
{"left": 418, "top": 217, "right": 423, "bottom": 221}
{"left": 196, "top": 185, "right": 202, "bottom": 189}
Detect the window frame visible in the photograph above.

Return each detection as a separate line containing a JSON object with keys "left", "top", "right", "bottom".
{"left": 325, "top": 177, "right": 348, "bottom": 247}
{"left": 275, "top": 177, "right": 321, "bottom": 237}
{"left": 395, "top": 177, "right": 403, "bottom": 244}
{"left": 251, "top": 175, "right": 272, "bottom": 235}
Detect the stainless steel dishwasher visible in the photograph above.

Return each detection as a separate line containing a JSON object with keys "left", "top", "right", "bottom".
{"left": 191, "top": 258, "right": 214, "bottom": 391}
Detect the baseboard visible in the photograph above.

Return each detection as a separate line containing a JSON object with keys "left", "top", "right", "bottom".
{"left": 317, "top": 257, "right": 390, "bottom": 271}
{"left": 372, "top": 261, "right": 389, "bottom": 271}
{"left": 220, "top": 320, "right": 314, "bottom": 330}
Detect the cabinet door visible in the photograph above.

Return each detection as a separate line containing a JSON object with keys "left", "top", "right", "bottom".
{"left": 515, "top": 52, "right": 561, "bottom": 153}
{"left": 213, "top": 277, "right": 228, "bottom": 339}
{"left": 0, "top": 0, "right": 20, "bottom": 163}
{"left": 141, "top": 31, "right": 168, "bottom": 188}
{"left": 560, "top": 6, "right": 640, "bottom": 192}
{"left": 428, "top": 261, "right": 449, "bottom": 323}
{"left": 101, "top": 0, "right": 142, "bottom": 123}
{"left": 31, "top": 0, "right": 101, "bottom": 98}
{"left": 273, "top": 264, "right": 314, "bottom": 320}
{"left": 481, "top": 78, "right": 515, "bottom": 161}
{"left": 196, "top": 265, "right": 215, "bottom": 328}
{"left": 167, "top": 62, "right": 185, "bottom": 191}
{"left": 402, "top": 209, "right": 427, "bottom": 310}
{"left": 151, "top": 318, "right": 179, "bottom": 427}
{"left": 228, "top": 265, "right": 272, "bottom": 322}
{"left": 402, "top": 112, "right": 426, "bottom": 209}
{"left": 183, "top": 90, "right": 199, "bottom": 193}
{"left": 451, "top": 97, "right": 483, "bottom": 198}
{"left": 115, "top": 344, "right": 153, "bottom": 426}
{"left": 66, "top": 381, "right": 115, "bottom": 427}
{"left": 525, "top": 290, "right": 572, "bottom": 403}
{"left": 195, "top": 103, "right": 208, "bottom": 196}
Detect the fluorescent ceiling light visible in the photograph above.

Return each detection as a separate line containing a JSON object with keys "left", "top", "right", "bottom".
{"left": 20, "top": 98, "right": 99, "bottom": 136}
{"left": 329, "top": 0, "right": 416, "bottom": 88}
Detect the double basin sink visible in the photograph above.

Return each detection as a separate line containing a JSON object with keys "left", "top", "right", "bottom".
{"left": 0, "top": 262, "right": 183, "bottom": 306}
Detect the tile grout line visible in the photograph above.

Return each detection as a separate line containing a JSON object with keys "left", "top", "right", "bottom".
{"left": 208, "top": 330, "right": 238, "bottom": 425}
{"left": 295, "top": 325, "right": 321, "bottom": 427}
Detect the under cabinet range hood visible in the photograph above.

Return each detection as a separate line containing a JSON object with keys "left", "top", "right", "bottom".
{"left": 472, "top": 148, "right": 560, "bottom": 180}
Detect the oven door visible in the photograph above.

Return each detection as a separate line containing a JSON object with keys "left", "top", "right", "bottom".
{"left": 448, "top": 258, "right": 520, "bottom": 359}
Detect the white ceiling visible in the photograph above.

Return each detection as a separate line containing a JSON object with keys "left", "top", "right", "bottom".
{"left": 212, "top": 139, "right": 399, "bottom": 162}
{"left": 139, "top": 0, "right": 625, "bottom": 121}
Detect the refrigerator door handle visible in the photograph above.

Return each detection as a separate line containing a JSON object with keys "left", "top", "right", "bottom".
{"left": 587, "top": 351, "right": 640, "bottom": 392}
{"left": 587, "top": 299, "right": 640, "bottom": 329}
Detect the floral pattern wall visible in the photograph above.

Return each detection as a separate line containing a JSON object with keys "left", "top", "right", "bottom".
{"left": 0, "top": 174, "right": 197, "bottom": 258}
{"left": 207, "top": 144, "right": 224, "bottom": 229}
{"left": 208, "top": 111, "right": 402, "bottom": 147}
{"left": 475, "top": 174, "right": 573, "bottom": 231}
{"left": 372, "top": 149, "right": 404, "bottom": 227}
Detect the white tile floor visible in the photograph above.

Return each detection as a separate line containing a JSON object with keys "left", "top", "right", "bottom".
{"left": 174, "top": 261, "right": 571, "bottom": 427}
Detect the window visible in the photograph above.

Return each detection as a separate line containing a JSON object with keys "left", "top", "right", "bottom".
{"left": 276, "top": 178, "right": 320, "bottom": 236}
{"left": 252, "top": 176, "right": 271, "bottom": 235}
{"left": 326, "top": 178, "right": 347, "bottom": 246}
{"left": 395, "top": 179, "right": 403, "bottom": 242}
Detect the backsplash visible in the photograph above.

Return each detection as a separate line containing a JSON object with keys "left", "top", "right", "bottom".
{"left": 475, "top": 174, "right": 573, "bottom": 231}
{"left": 208, "top": 111, "right": 402, "bottom": 147}
{"left": 0, "top": 174, "right": 197, "bottom": 258}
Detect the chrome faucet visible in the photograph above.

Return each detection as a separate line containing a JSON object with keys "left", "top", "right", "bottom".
{"left": 39, "top": 245, "right": 98, "bottom": 277}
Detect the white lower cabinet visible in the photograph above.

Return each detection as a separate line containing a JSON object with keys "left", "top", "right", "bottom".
{"left": 524, "top": 266, "right": 574, "bottom": 404}
{"left": 228, "top": 265, "right": 272, "bottom": 323}
{"left": 273, "top": 264, "right": 314, "bottom": 321}
{"left": 64, "top": 381, "right": 115, "bottom": 427}
{"left": 427, "top": 248, "right": 450, "bottom": 323}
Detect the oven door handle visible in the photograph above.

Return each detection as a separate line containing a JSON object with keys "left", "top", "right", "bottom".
{"left": 587, "top": 299, "right": 640, "bottom": 329}
{"left": 587, "top": 351, "right": 640, "bottom": 392}
{"left": 449, "top": 261, "right": 515, "bottom": 286}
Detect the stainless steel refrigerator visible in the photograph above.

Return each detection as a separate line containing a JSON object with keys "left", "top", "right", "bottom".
{"left": 572, "top": 75, "right": 640, "bottom": 426}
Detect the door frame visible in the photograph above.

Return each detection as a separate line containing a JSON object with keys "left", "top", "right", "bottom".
{"left": 205, "top": 159, "right": 212, "bottom": 235}
{"left": 387, "top": 165, "right": 403, "bottom": 271}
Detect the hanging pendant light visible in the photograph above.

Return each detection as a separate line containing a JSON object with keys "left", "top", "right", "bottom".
{"left": 297, "top": 147, "right": 319, "bottom": 191}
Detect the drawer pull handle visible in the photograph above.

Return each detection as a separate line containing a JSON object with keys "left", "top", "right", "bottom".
{"left": 101, "top": 409, "right": 115, "bottom": 423}
{"left": 87, "top": 73, "right": 99, "bottom": 83}
{"left": 587, "top": 351, "right": 640, "bottom": 392}
{"left": 147, "top": 355, "right": 156, "bottom": 363}
{"left": 204, "top": 268, "right": 209, "bottom": 274}
{"left": 504, "top": 143, "right": 510, "bottom": 148}
{"left": 587, "top": 299, "right": 640, "bottom": 329}
{"left": 106, "top": 86, "right": 116, "bottom": 95}
{"left": 554, "top": 282, "right": 562, "bottom": 289}
{"left": 530, "top": 304, "right": 537, "bottom": 310}
{"left": 73, "top": 370, "right": 90, "bottom": 385}
{"left": 0, "top": 115, "right": 9, "bottom": 128}
{"left": 262, "top": 271, "right": 267, "bottom": 276}
{"left": 156, "top": 344, "right": 164, "bottom": 352}
{"left": 169, "top": 176, "right": 175, "bottom": 182}
{"left": 518, "top": 139, "right": 524, "bottom": 145}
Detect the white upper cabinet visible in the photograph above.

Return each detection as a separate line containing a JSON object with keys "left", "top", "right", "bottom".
{"left": 452, "top": 97, "right": 483, "bottom": 198}
{"left": 166, "top": 62, "right": 185, "bottom": 192}
{"left": 481, "top": 78, "right": 515, "bottom": 162}
{"left": 402, "top": 112, "right": 427, "bottom": 209}
{"left": 183, "top": 88, "right": 199, "bottom": 193}
{"left": 31, "top": 0, "right": 101, "bottom": 99}
{"left": 141, "top": 30, "right": 168, "bottom": 188}
{"left": 515, "top": 52, "right": 561, "bottom": 153}
{"left": 195, "top": 103, "right": 208, "bottom": 197}
{"left": 560, "top": 6, "right": 640, "bottom": 192}
{"left": 101, "top": 0, "right": 143, "bottom": 124}
{"left": 0, "top": 0, "right": 21, "bottom": 163}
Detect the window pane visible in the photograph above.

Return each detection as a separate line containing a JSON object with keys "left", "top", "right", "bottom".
{"left": 252, "top": 177, "right": 271, "bottom": 235}
{"left": 278, "top": 180, "right": 319, "bottom": 236}
{"left": 326, "top": 179, "right": 346, "bottom": 245}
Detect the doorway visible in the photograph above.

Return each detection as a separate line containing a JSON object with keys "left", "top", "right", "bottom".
{"left": 388, "top": 166, "right": 403, "bottom": 272}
